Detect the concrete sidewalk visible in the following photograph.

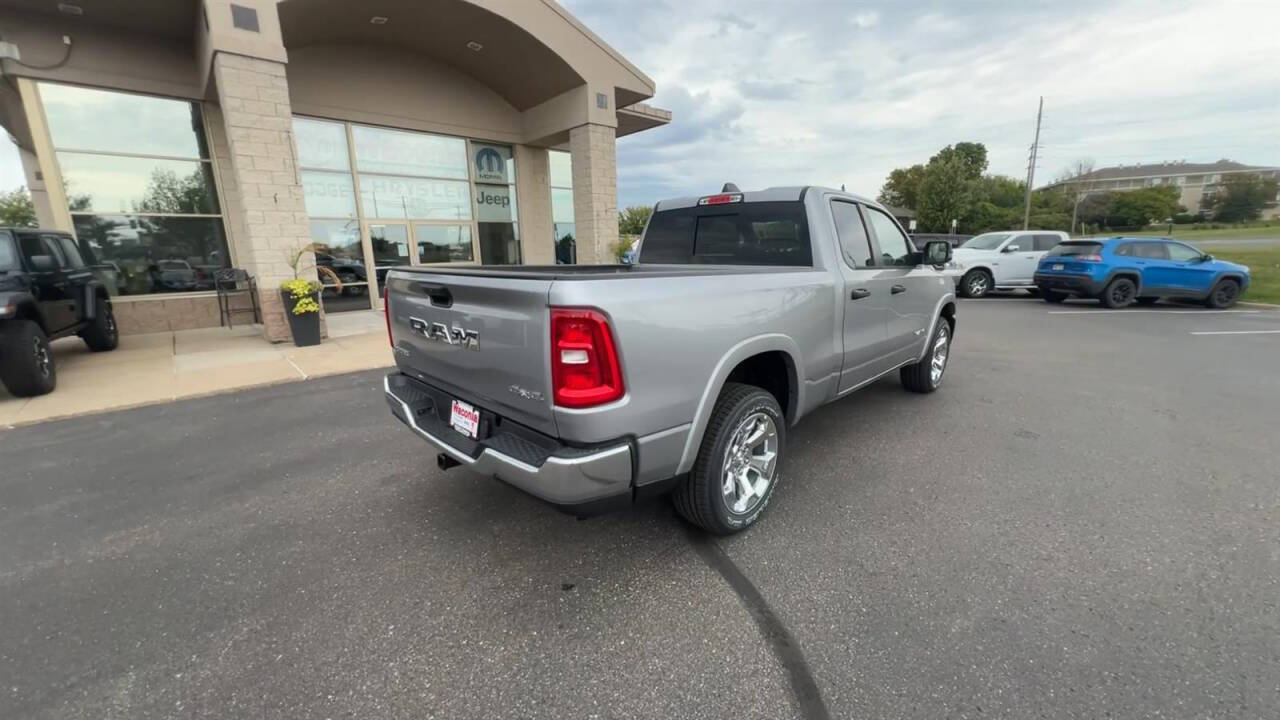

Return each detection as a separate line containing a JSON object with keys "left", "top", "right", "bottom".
{"left": 1, "top": 312, "right": 393, "bottom": 428}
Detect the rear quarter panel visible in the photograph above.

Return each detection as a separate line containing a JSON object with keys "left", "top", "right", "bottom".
{"left": 548, "top": 268, "right": 840, "bottom": 463}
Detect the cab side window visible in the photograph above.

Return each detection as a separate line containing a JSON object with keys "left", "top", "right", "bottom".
{"left": 830, "top": 200, "right": 874, "bottom": 268}
{"left": 52, "top": 236, "right": 87, "bottom": 269}
{"left": 1033, "top": 234, "right": 1062, "bottom": 252}
{"left": 1166, "top": 243, "right": 1202, "bottom": 262}
{"left": 19, "top": 234, "right": 65, "bottom": 270}
{"left": 862, "top": 207, "right": 913, "bottom": 266}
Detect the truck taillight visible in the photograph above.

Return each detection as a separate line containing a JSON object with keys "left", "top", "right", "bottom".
{"left": 383, "top": 285, "right": 392, "bottom": 346}
{"left": 551, "top": 308, "right": 624, "bottom": 408}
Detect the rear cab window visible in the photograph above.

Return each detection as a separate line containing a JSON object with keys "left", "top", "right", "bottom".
{"left": 1047, "top": 242, "right": 1103, "bottom": 257}
{"left": 639, "top": 201, "right": 812, "bottom": 266}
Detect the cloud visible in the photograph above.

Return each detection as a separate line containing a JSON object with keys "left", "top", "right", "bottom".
{"left": 851, "top": 11, "right": 879, "bottom": 29}
{"left": 563, "top": 0, "right": 1280, "bottom": 207}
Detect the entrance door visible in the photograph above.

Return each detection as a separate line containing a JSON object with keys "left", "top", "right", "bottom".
{"left": 369, "top": 222, "right": 412, "bottom": 296}
{"left": 315, "top": 221, "right": 372, "bottom": 313}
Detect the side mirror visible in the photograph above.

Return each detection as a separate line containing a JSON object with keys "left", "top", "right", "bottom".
{"left": 28, "top": 254, "right": 57, "bottom": 273}
{"left": 1200, "top": 254, "right": 1214, "bottom": 262}
{"left": 922, "top": 240, "right": 952, "bottom": 266}
{"left": 1003, "top": 244, "right": 1020, "bottom": 253}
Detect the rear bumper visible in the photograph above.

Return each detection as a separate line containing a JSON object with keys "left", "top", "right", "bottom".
{"left": 384, "top": 373, "right": 633, "bottom": 514}
{"left": 1034, "top": 272, "right": 1101, "bottom": 295}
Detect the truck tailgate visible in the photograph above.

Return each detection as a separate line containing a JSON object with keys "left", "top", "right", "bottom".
{"left": 385, "top": 270, "right": 556, "bottom": 436}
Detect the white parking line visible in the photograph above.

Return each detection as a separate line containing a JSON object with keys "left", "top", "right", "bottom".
{"left": 1048, "top": 310, "right": 1260, "bottom": 315}
{"left": 1189, "top": 330, "right": 1280, "bottom": 336}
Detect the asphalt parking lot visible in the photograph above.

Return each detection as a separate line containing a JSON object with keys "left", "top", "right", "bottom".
{"left": 2, "top": 298, "right": 1278, "bottom": 719}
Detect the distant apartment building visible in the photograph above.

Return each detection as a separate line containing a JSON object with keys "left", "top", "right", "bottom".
{"left": 1043, "top": 160, "right": 1280, "bottom": 218}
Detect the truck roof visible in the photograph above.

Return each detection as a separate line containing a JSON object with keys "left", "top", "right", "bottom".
{"left": 653, "top": 186, "right": 879, "bottom": 211}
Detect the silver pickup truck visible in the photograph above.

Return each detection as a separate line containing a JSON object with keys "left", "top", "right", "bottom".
{"left": 383, "top": 186, "right": 956, "bottom": 534}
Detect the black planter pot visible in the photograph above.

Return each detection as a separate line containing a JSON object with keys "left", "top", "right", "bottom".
{"left": 280, "top": 290, "right": 322, "bottom": 347}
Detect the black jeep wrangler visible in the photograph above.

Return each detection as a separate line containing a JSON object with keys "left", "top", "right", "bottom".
{"left": 0, "top": 227, "right": 118, "bottom": 397}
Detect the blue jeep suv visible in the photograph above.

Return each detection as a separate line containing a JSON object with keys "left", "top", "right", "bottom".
{"left": 1033, "top": 237, "right": 1251, "bottom": 309}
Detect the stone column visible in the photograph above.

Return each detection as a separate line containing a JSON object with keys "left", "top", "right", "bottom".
{"left": 514, "top": 144, "right": 554, "bottom": 265}
{"left": 568, "top": 123, "right": 618, "bottom": 265}
{"left": 210, "top": 52, "right": 316, "bottom": 342}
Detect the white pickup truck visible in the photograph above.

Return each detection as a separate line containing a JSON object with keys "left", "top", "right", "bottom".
{"left": 946, "top": 230, "right": 1068, "bottom": 297}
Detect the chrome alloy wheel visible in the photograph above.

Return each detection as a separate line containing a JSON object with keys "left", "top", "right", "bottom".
{"left": 930, "top": 325, "right": 950, "bottom": 386}
{"left": 33, "top": 336, "right": 51, "bottom": 378}
{"left": 722, "top": 412, "right": 779, "bottom": 515}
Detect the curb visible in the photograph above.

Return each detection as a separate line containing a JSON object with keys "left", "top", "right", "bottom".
{"left": 1240, "top": 301, "right": 1280, "bottom": 310}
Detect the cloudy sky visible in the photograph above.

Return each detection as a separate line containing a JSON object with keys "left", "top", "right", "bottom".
{"left": 563, "top": 0, "right": 1280, "bottom": 207}
{"left": 2, "top": 0, "right": 1276, "bottom": 206}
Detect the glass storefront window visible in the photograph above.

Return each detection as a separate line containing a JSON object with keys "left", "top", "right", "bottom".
{"left": 359, "top": 175, "right": 471, "bottom": 220}
{"left": 478, "top": 222, "right": 520, "bottom": 265}
{"left": 41, "top": 82, "right": 228, "bottom": 296}
{"left": 309, "top": 219, "right": 370, "bottom": 313}
{"left": 353, "top": 125, "right": 468, "bottom": 179}
{"left": 301, "top": 170, "right": 357, "bottom": 218}
{"left": 41, "top": 82, "right": 210, "bottom": 159}
{"left": 549, "top": 150, "right": 573, "bottom": 188}
{"left": 414, "top": 224, "right": 473, "bottom": 263}
{"left": 371, "top": 223, "right": 411, "bottom": 286}
{"left": 550, "top": 152, "right": 575, "bottom": 264}
{"left": 71, "top": 215, "right": 229, "bottom": 295}
{"left": 293, "top": 118, "right": 351, "bottom": 171}
{"left": 58, "top": 153, "right": 219, "bottom": 215}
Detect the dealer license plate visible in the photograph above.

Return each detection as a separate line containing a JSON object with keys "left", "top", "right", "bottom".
{"left": 1052, "top": 263, "right": 1064, "bottom": 270}
{"left": 450, "top": 399, "right": 480, "bottom": 439}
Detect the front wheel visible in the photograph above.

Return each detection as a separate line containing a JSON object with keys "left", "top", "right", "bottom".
{"left": 1101, "top": 277, "right": 1137, "bottom": 309}
{"left": 673, "top": 383, "right": 785, "bottom": 535}
{"left": 900, "top": 320, "right": 951, "bottom": 393}
{"left": 959, "top": 270, "right": 992, "bottom": 298}
{"left": 1205, "top": 279, "right": 1241, "bottom": 309}
{"left": 0, "top": 320, "right": 57, "bottom": 397}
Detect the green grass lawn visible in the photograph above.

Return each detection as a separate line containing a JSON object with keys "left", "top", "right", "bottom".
{"left": 1083, "top": 224, "right": 1280, "bottom": 241}
{"left": 1210, "top": 247, "right": 1280, "bottom": 304}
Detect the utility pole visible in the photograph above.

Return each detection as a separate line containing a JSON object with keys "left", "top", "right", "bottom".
{"left": 1022, "top": 96, "right": 1043, "bottom": 230}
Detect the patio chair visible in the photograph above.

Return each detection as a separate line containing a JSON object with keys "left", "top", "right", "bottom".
{"left": 214, "top": 268, "right": 261, "bottom": 328}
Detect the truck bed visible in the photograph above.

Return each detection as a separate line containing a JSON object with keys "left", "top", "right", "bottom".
{"left": 387, "top": 264, "right": 803, "bottom": 281}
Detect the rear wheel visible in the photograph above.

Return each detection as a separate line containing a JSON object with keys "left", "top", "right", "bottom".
{"left": 80, "top": 295, "right": 119, "bottom": 352}
{"left": 959, "top": 270, "right": 992, "bottom": 298}
{"left": 673, "top": 383, "right": 784, "bottom": 535}
{"left": 1041, "top": 290, "right": 1068, "bottom": 304}
{"left": 0, "top": 320, "right": 57, "bottom": 397}
{"left": 1101, "top": 277, "right": 1137, "bottom": 309}
{"left": 1205, "top": 279, "right": 1240, "bottom": 309}
{"left": 900, "top": 320, "right": 951, "bottom": 393}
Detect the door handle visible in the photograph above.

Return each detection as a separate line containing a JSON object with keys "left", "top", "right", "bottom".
{"left": 890, "top": 284, "right": 906, "bottom": 294}
{"left": 849, "top": 288, "right": 871, "bottom": 300}
{"left": 1135, "top": 261, "right": 1146, "bottom": 266}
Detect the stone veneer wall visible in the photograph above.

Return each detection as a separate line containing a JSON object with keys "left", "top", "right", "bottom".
{"left": 568, "top": 123, "right": 619, "bottom": 265}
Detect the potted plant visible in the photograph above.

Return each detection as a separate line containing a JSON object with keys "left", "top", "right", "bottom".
{"left": 280, "top": 244, "right": 341, "bottom": 347}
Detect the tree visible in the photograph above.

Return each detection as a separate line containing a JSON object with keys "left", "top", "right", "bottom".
{"left": 916, "top": 157, "right": 971, "bottom": 233}
{"left": 617, "top": 205, "right": 653, "bottom": 236}
{"left": 0, "top": 187, "right": 37, "bottom": 227}
{"left": 1107, "top": 186, "right": 1182, "bottom": 228}
{"left": 877, "top": 164, "right": 926, "bottom": 210}
{"left": 929, "top": 142, "right": 988, "bottom": 181}
{"left": 1055, "top": 158, "right": 1096, "bottom": 234}
{"left": 1204, "top": 173, "right": 1279, "bottom": 222}
{"left": 134, "top": 168, "right": 215, "bottom": 215}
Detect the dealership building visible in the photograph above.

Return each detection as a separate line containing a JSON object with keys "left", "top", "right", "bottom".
{"left": 0, "top": 0, "right": 670, "bottom": 339}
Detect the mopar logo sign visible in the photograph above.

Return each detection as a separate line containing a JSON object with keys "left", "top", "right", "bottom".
{"left": 473, "top": 144, "right": 509, "bottom": 183}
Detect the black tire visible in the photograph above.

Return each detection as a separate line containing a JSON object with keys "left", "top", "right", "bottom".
{"left": 0, "top": 320, "right": 57, "bottom": 397}
{"left": 1204, "top": 279, "right": 1241, "bottom": 309}
{"left": 959, "top": 269, "right": 992, "bottom": 298}
{"left": 1042, "top": 290, "right": 1068, "bottom": 303}
{"left": 672, "top": 383, "right": 785, "bottom": 535}
{"left": 900, "top": 319, "right": 951, "bottom": 393}
{"left": 80, "top": 295, "right": 119, "bottom": 352}
{"left": 1136, "top": 297, "right": 1160, "bottom": 306}
{"left": 1101, "top": 277, "right": 1137, "bottom": 309}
